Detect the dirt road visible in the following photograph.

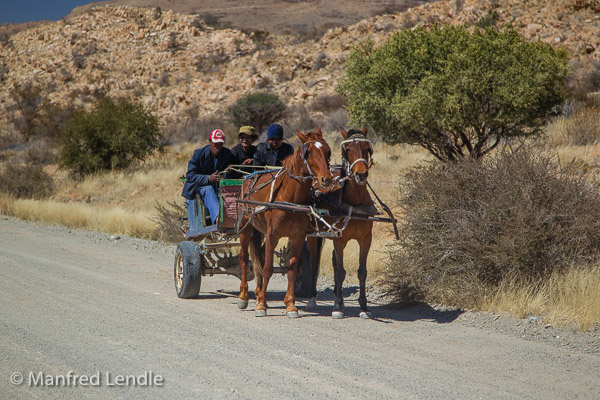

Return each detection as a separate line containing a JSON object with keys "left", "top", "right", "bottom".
{"left": 1, "top": 216, "right": 599, "bottom": 399}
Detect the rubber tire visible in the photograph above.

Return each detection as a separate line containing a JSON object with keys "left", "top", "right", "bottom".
{"left": 174, "top": 241, "right": 202, "bottom": 299}
{"left": 294, "top": 241, "right": 313, "bottom": 298}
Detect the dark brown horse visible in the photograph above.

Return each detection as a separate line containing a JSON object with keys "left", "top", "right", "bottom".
{"left": 307, "top": 127, "right": 375, "bottom": 319}
{"left": 237, "top": 128, "right": 333, "bottom": 318}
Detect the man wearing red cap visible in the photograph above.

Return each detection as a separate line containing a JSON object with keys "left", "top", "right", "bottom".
{"left": 181, "top": 129, "right": 233, "bottom": 226}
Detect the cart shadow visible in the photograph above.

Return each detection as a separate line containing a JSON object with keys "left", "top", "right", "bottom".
{"left": 213, "top": 286, "right": 463, "bottom": 323}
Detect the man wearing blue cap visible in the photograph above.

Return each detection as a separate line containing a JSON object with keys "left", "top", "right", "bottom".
{"left": 253, "top": 123, "right": 294, "bottom": 166}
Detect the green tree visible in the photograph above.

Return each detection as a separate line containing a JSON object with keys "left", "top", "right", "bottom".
{"left": 225, "top": 91, "right": 286, "bottom": 135}
{"left": 60, "top": 96, "right": 161, "bottom": 176}
{"left": 338, "top": 25, "right": 569, "bottom": 160}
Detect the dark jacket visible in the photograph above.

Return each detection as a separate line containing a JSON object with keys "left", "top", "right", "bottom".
{"left": 230, "top": 143, "right": 257, "bottom": 165}
{"left": 181, "top": 145, "right": 233, "bottom": 200}
{"left": 229, "top": 143, "right": 257, "bottom": 178}
{"left": 252, "top": 140, "right": 294, "bottom": 166}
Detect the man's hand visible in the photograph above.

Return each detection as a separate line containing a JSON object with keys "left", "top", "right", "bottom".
{"left": 242, "top": 158, "right": 254, "bottom": 165}
{"left": 209, "top": 171, "right": 222, "bottom": 183}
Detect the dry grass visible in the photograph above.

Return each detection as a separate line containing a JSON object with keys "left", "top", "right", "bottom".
{"left": 482, "top": 265, "right": 600, "bottom": 331}
{"left": 546, "top": 104, "right": 600, "bottom": 147}
{"left": 8, "top": 198, "right": 156, "bottom": 238}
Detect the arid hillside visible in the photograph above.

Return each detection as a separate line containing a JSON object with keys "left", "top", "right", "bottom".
{"left": 76, "top": 0, "right": 435, "bottom": 34}
{"left": 0, "top": 0, "right": 599, "bottom": 137}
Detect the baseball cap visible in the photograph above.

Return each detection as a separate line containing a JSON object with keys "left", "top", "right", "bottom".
{"left": 210, "top": 129, "right": 225, "bottom": 143}
{"left": 238, "top": 125, "right": 258, "bottom": 138}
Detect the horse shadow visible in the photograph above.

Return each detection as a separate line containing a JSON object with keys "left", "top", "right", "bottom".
{"left": 208, "top": 286, "right": 463, "bottom": 323}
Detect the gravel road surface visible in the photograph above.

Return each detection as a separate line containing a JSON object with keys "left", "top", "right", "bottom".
{"left": 1, "top": 216, "right": 599, "bottom": 399}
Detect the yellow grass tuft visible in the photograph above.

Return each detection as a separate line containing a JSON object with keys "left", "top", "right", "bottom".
{"left": 8, "top": 198, "right": 157, "bottom": 239}
{"left": 482, "top": 265, "right": 600, "bottom": 330}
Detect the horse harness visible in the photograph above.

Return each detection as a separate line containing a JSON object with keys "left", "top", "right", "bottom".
{"left": 236, "top": 140, "right": 332, "bottom": 232}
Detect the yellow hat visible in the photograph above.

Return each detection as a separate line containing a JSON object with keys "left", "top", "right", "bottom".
{"left": 238, "top": 125, "right": 257, "bottom": 138}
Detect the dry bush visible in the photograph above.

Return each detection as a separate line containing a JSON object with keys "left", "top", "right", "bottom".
{"left": 282, "top": 104, "right": 317, "bottom": 133}
{"left": 381, "top": 149, "right": 600, "bottom": 307}
{"left": 549, "top": 102, "right": 600, "bottom": 146}
{"left": 153, "top": 200, "right": 185, "bottom": 244}
{"left": 0, "top": 164, "right": 54, "bottom": 199}
{"left": 565, "top": 59, "right": 600, "bottom": 102}
{"left": 309, "top": 94, "right": 347, "bottom": 113}
{"left": 163, "top": 112, "right": 236, "bottom": 147}
{"left": 322, "top": 109, "right": 348, "bottom": 133}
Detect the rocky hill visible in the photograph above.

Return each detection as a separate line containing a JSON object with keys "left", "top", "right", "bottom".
{"left": 0, "top": 0, "right": 598, "bottom": 137}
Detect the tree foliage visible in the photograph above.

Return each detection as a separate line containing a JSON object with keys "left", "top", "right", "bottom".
{"left": 60, "top": 96, "right": 161, "bottom": 176}
{"left": 225, "top": 91, "right": 286, "bottom": 135}
{"left": 338, "top": 25, "right": 569, "bottom": 160}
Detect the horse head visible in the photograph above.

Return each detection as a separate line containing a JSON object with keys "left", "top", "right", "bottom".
{"left": 296, "top": 127, "right": 333, "bottom": 190}
{"left": 340, "top": 126, "right": 373, "bottom": 185}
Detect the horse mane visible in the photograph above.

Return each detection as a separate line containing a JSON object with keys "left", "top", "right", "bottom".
{"left": 281, "top": 145, "right": 303, "bottom": 174}
{"left": 281, "top": 129, "right": 327, "bottom": 174}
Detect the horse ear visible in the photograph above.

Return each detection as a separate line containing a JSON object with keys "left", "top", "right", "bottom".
{"left": 341, "top": 128, "right": 348, "bottom": 139}
{"left": 316, "top": 127, "right": 322, "bottom": 136}
{"left": 296, "top": 129, "right": 308, "bottom": 143}
{"left": 362, "top": 126, "right": 368, "bottom": 137}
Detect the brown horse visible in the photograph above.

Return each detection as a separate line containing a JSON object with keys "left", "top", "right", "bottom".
{"left": 306, "top": 127, "right": 375, "bottom": 319}
{"left": 237, "top": 128, "right": 333, "bottom": 318}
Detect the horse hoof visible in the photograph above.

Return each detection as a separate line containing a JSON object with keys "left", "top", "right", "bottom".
{"left": 255, "top": 309, "right": 267, "bottom": 317}
{"left": 237, "top": 298, "right": 249, "bottom": 309}
{"left": 305, "top": 298, "right": 317, "bottom": 311}
{"left": 287, "top": 311, "right": 300, "bottom": 318}
{"left": 332, "top": 311, "right": 344, "bottom": 319}
{"left": 359, "top": 311, "right": 373, "bottom": 319}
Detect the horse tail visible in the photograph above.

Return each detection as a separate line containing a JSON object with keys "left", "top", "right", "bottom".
{"left": 249, "top": 229, "right": 264, "bottom": 281}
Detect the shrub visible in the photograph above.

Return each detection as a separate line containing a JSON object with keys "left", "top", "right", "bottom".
{"left": 0, "top": 164, "right": 54, "bottom": 199}
{"left": 59, "top": 96, "right": 161, "bottom": 176}
{"left": 9, "top": 82, "right": 44, "bottom": 139}
{"left": 225, "top": 91, "right": 287, "bottom": 135}
{"left": 309, "top": 94, "right": 347, "bottom": 113}
{"left": 153, "top": 200, "right": 185, "bottom": 244}
{"left": 163, "top": 111, "right": 236, "bottom": 146}
{"left": 381, "top": 149, "right": 600, "bottom": 307}
{"left": 553, "top": 103, "right": 600, "bottom": 146}
{"left": 339, "top": 25, "right": 569, "bottom": 160}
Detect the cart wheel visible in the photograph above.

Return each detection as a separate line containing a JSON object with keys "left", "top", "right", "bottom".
{"left": 174, "top": 241, "right": 202, "bottom": 298}
{"left": 294, "top": 241, "right": 313, "bottom": 298}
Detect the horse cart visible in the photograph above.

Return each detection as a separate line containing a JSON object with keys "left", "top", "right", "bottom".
{"left": 173, "top": 170, "right": 398, "bottom": 300}
{"left": 173, "top": 172, "right": 316, "bottom": 299}
{"left": 173, "top": 128, "right": 399, "bottom": 319}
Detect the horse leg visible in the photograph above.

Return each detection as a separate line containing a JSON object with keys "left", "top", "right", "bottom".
{"left": 358, "top": 231, "right": 373, "bottom": 319}
{"left": 237, "top": 227, "right": 251, "bottom": 309}
{"left": 284, "top": 235, "right": 304, "bottom": 318}
{"left": 305, "top": 236, "right": 323, "bottom": 311}
{"left": 255, "top": 232, "right": 277, "bottom": 317}
{"left": 331, "top": 239, "right": 346, "bottom": 319}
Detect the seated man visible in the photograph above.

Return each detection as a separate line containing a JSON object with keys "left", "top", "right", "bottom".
{"left": 229, "top": 125, "right": 258, "bottom": 178}
{"left": 252, "top": 123, "right": 294, "bottom": 167}
{"left": 181, "top": 129, "right": 233, "bottom": 225}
